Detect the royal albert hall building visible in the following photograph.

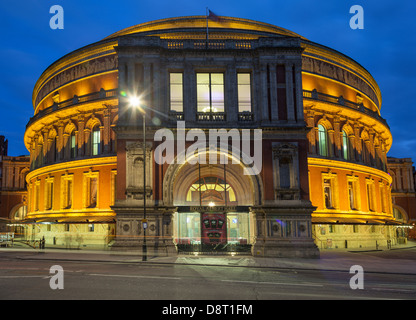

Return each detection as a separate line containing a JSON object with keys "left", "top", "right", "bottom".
{"left": 23, "top": 16, "right": 399, "bottom": 257}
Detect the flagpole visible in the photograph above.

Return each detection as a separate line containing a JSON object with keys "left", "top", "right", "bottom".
{"left": 206, "top": 7, "right": 209, "bottom": 49}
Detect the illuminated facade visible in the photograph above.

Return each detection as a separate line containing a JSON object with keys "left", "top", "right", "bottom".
{"left": 0, "top": 151, "right": 30, "bottom": 234}
{"left": 23, "top": 16, "right": 401, "bottom": 256}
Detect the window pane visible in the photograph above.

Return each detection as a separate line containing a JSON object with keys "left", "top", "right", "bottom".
{"left": 318, "top": 124, "right": 327, "bottom": 156}
{"left": 90, "top": 178, "right": 97, "bottom": 208}
{"left": 210, "top": 73, "right": 223, "bottom": 85}
{"left": 170, "top": 73, "right": 183, "bottom": 112}
{"left": 67, "top": 180, "right": 72, "bottom": 208}
{"left": 342, "top": 131, "right": 349, "bottom": 160}
{"left": 196, "top": 73, "right": 224, "bottom": 113}
{"left": 211, "top": 83, "right": 224, "bottom": 112}
{"left": 177, "top": 212, "right": 201, "bottom": 244}
{"left": 70, "top": 133, "right": 76, "bottom": 159}
{"left": 92, "top": 127, "right": 100, "bottom": 155}
{"left": 197, "top": 74, "right": 210, "bottom": 112}
{"left": 238, "top": 73, "right": 251, "bottom": 112}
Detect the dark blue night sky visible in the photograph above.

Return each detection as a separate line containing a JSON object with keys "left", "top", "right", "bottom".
{"left": 1, "top": 1, "right": 415, "bottom": 162}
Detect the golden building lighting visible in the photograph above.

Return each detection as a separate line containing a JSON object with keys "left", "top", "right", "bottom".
{"left": 21, "top": 16, "right": 408, "bottom": 256}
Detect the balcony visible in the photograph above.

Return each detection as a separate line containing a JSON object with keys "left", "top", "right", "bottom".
{"left": 303, "top": 89, "right": 389, "bottom": 129}
{"left": 27, "top": 88, "right": 118, "bottom": 129}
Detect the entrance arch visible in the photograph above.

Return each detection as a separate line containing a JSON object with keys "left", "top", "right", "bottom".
{"left": 162, "top": 149, "right": 262, "bottom": 253}
{"left": 162, "top": 148, "right": 263, "bottom": 207}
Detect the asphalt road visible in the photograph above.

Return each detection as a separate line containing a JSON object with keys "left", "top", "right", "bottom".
{"left": 0, "top": 249, "right": 416, "bottom": 303}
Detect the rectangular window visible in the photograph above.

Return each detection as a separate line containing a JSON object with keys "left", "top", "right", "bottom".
{"left": 89, "top": 177, "right": 98, "bottom": 208}
{"left": 92, "top": 128, "right": 100, "bottom": 156}
{"left": 83, "top": 171, "right": 99, "bottom": 209}
{"left": 34, "top": 183, "right": 40, "bottom": 211}
{"left": 197, "top": 73, "right": 224, "bottom": 113}
{"left": 380, "top": 183, "right": 387, "bottom": 213}
{"left": 61, "top": 176, "right": 73, "bottom": 209}
{"left": 170, "top": 73, "right": 183, "bottom": 112}
{"left": 45, "top": 180, "right": 54, "bottom": 210}
{"left": 367, "top": 180, "right": 376, "bottom": 211}
{"left": 70, "top": 133, "right": 77, "bottom": 159}
{"left": 324, "top": 179, "right": 333, "bottom": 209}
{"left": 237, "top": 73, "right": 251, "bottom": 112}
{"left": 176, "top": 212, "right": 201, "bottom": 244}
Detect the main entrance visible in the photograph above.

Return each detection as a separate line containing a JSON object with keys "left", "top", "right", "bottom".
{"left": 165, "top": 155, "right": 261, "bottom": 254}
{"left": 174, "top": 206, "right": 252, "bottom": 254}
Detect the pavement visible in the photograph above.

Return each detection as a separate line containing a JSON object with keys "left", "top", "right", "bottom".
{"left": 2, "top": 241, "right": 416, "bottom": 275}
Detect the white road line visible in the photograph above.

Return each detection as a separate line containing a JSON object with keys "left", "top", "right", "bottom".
{"left": 0, "top": 275, "right": 46, "bottom": 279}
{"left": 87, "top": 273, "right": 181, "bottom": 280}
{"left": 221, "top": 279, "right": 323, "bottom": 287}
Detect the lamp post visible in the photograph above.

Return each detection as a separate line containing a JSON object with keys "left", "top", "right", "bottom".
{"left": 128, "top": 95, "right": 147, "bottom": 261}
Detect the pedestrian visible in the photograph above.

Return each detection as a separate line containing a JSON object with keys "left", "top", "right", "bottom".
{"left": 41, "top": 236, "right": 45, "bottom": 250}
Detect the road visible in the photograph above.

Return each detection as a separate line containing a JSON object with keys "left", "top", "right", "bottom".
{"left": 0, "top": 248, "right": 415, "bottom": 302}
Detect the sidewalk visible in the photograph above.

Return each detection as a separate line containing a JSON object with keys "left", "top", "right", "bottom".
{"left": 2, "top": 241, "right": 416, "bottom": 275}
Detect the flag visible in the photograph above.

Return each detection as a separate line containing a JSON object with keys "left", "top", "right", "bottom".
{"left": 208, "top": 10, "right": 221, "bottom": 22}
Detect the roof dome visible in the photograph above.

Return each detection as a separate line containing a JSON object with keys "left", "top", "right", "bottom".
{"left": 104, "top": 15, "right": 307, "bottom": 40}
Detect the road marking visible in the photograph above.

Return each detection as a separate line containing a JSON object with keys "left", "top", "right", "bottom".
{"left": 221, "top": 279, "right": 323, "bottom": 287}
{"left": 0, "top": 275, "right": 44, "bottom": 278}
{"left": 87, "top": 273, "right": 181, "bottom": 280}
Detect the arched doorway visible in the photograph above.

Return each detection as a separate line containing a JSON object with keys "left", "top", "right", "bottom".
{"left": 9, "top": 205, "right": 27, "bottom": 238}
{"left": 163, "top": 150, "right": 262, "bottom": 253}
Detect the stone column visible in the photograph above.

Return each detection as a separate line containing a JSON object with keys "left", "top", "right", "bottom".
{"left": 294, "top": 62, "right": 304, "bottom": 122}
{"left": 103, "top": 108, "right": 111, "bottom": 154}
{"left": 333, "top": 117, "right": 341, "bottom": 158}
{"left": 226, "top": 63, "right": 237, "bottom": 123}
{"left": 78, "top": 115, "right": 85, "bottom": 157}
{"left": 285, "top": 63, "right": 295, "bottom": 122}
{"left": 269, "top": 63, "right": 279, "bottom": 121}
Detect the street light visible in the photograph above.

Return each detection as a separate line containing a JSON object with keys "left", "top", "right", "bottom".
{"left": 128, "top": 95, "right": 147, "bottom": 262}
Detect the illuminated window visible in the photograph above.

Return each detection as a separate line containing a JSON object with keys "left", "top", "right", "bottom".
{"left": 342, "top": 130, "right": 351, "bottom": 160}
{"left": 237, "top": 73, "right": 251, "bottom": 112}
{"left": 318, "top": 124, "right": 328, "bottom": 156}
{"left": 170, "top": 73, "right": 183, "bottom": 112}
{"left": 84, "top": 171, "right": 99, "bottom": 209}
{"left": 186, "top": 176, "right": 236, "bottom": 205}
{"left": 380, "top": 183, "right": 387, "bottom": 213}
{"left": 366, "top": 180, "right": 376, "bottom": 211}
{"left": 70, "top": 131, "right": 77, "bottom": 159}
{"left": 176, "top": 212, "right": 201, "bottom": 244}
{"left": 88, "top": 177, "right": 98, "bottom": 208}
{"left": 92, "top": 126, "right": 100, "bottom": 156}
{"left": 347, "top": 177, "right": 360, "bottom": 211}
{"left": 45, "top": 179, "right": 54, "bottom": 210}
{"left": 197, "top": 73, "right": 224, "bottom": 113}
{"left": 61, "top": 174, "right": 73, "bottom": 209}
{"left": 323, "top": 179, "right": 333, "bottom": 209}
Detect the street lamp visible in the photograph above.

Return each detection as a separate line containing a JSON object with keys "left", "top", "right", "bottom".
{"left": 128, "top": 95, "right": 147, "bottom": 262}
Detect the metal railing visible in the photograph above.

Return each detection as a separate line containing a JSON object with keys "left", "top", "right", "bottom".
{"left": 27, "top": 88, "right": 118, "bottom": 129}
{"left": 303, "top": 89, "right": 389, "bottom": 128}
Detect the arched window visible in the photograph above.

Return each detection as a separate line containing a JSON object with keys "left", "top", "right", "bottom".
{"left": 91, "top": 126, "right": 100, "bottom": 156}
{"left": 342, "top": 130, "right": 351, "bottom": 160}
{"left": 70, "top": 131, "right": 77, "bottom": 159}
{"left": 318, "top": 124, "right": 328, "bottom": 156}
